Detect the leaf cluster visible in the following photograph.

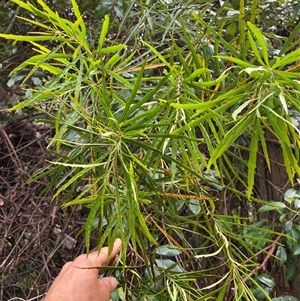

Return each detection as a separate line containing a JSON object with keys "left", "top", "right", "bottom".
{"left": 1, "top": 0, "right": 300, "bottom": 300}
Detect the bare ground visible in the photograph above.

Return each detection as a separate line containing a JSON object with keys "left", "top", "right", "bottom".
{"left": 0, "top": 113, "right": 88, "bottom": 301}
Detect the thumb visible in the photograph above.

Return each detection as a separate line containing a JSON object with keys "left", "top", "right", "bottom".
{"left": 98, "top": 277, "right": 119, "bottom": 297}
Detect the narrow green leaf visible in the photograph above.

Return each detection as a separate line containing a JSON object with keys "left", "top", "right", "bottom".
{"left": 85, "top": 193, "right": 104, "bottom": 253}
{"left": 259, "top": 128, "right": 270, "bottom": 171}
{"left": 267, "top": 109, "right": 300, "bottom": 180}
{"left": 279, "top": 92, "right": 288, "bottom": 114}
{"left": 73, "top": 51, "right": 83, "bottom": 107}
{"left": 279, "top": 21, "right": 300, "bottom": 55}
{"left": 105, "top": 54, "right": 122, "bottom": 68}
{"left": 0, "top": 33, "right": 63, "bottom": 42}
{"left": 180, "top": 17, "right": 201, "bottom": 69}
{"left": 207, "top": 115, "right": 253, "bottom": 169}
{"left": 121, "top": 74, "right": 171, "bottom": 127}
{"left": 191, "top": 12, "right": 241, "bottom": 58}
{"left": 12, "top": 0, "right": 33, "bottom": 11}
{"left": 52, "top": 167, "right": 90, "bottom": 199}
{"left": 16, "top": 16, "right": 53, "bottom": 30}
{"left": 70, "top": 0, "right": 81, "bottom": 20}
{"left": 70, "top": 0, "right": 86, "bottom": 39}
{"left": 238, "top": 1, "right": 247, "bottom": 58}
{"left": 118, "top": 59, "right": 146, "bottom": 122}
{"left": 98, "top": 44, "right": 127, "bottom": 54}
{"left": 141, "top": 40, "right": 171, "bottom": 68}
{"left": 62, "top": 195, "right": 98, "bottom": 208}
{"left": 98, "top": 15, "right": 110, "bottom": 51}
{"left": 184, "top": 68, "right": 211, "bottom": 81}
{"left": 273, "top": 49, "right": 300, "bottom": 69}
{"left": 216, "top": 56, "right": 255, "bottom": 68}
{"left": 247, "top": 30, "right": 265, "bottom": 66}
{"left": 247, "top": 117, "right": 260, "bottom": 198}
{"left": 188, "top": 71, "right": 228, "bottom": 87}
{"left": 232, "top": 98, "right": 254, "bottom": 120}
{"left": 247, "top": 21, "right": 269, "bottom": 66}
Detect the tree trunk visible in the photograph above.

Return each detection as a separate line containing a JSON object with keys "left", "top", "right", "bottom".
{"left": 256, "top": 130, "right": 299, "bottom": 297}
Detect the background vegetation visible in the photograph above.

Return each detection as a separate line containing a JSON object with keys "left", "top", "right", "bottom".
{"left": 1, "top": 0, "right": 300, "bottom": 300}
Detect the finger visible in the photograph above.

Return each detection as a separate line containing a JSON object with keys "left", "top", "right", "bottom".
{"left": 74, "top": 238, "right": 122, "bottom": 268}
{"left": 96, "top": 277, "right": 119, "bottom": 300}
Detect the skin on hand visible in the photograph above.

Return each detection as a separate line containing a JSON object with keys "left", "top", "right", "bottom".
{"left": 44, "top": 238, "right": 122, "bottom": 301}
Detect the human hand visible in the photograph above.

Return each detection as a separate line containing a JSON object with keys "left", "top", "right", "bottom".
{"left": 44, "top": 238, "right": 122, "bottom": 301}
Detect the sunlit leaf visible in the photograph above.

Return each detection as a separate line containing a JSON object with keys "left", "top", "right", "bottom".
{"left": 208, "top": 115, "right": 253, "bottom": 169}
{"left": 98, "top": 15, "right": 110, "bottom": 51}
{"left": 247, "top": 21, "right": 270, "bottom": 66}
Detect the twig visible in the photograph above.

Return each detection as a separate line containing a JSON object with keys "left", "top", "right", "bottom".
{"left": 243, "top": 235, "right": 281, "bottom": 283}
{"left": 4, "top": 6, "right": 21, "bottom": 34}
{"left": 242, "top": 211, "right": 300, "bottom": 282}
{"left": 0, "top": 124, "right": 29, "bottom": 178}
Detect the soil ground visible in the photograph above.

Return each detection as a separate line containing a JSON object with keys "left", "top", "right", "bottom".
{"left": 0, "top": 113, "right": 88, "bottom": 301}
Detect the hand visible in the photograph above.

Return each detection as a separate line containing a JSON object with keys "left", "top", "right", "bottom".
{"left": 44, "top": 238, "right": 122, "bottom": 301}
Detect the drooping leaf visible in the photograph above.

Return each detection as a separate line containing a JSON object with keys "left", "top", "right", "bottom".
{"left": 207, "top": 115, "right": 253, "bottom": 169}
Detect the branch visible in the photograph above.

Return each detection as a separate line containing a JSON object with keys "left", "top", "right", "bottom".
{"left": 4, "top": 6, "right": 21, "bottom": 34}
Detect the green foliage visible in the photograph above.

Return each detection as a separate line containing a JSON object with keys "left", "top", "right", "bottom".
{"left": 1, "top": 0, "right": 300, "bottom": 300}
